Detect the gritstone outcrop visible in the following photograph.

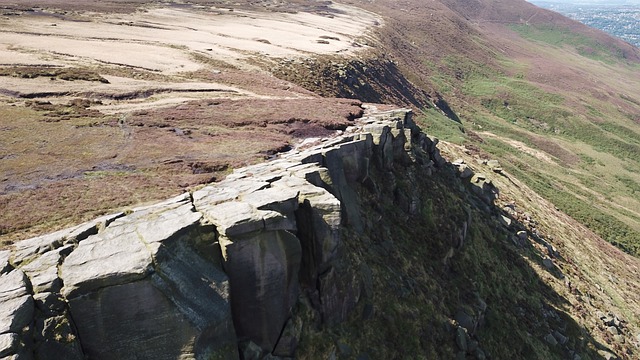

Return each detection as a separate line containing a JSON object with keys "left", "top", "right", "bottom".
{"left": 0, "top": 106, "right": 498, "bottom": 359}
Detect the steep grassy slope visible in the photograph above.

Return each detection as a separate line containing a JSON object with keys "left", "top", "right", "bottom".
{"left": 286, "top": 110, "right": 639, "bottom": 359}
{"left": 295, "top": 156, "right": 607, "bottom": 359}
{"left": 428, "top": 48, "right": 640, "bottom": 256}
{"left": 435, "top": 17, "right": 640, "bottom": 258}
{"left": 283, "top": 0, "right": 640, "bottom": 258}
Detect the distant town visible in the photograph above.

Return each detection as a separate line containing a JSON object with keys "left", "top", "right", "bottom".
{"left": 531, "top": 1, "right": 640, "bottom": 47}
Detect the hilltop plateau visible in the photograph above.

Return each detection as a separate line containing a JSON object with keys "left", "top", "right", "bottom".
{"left": 1, "top": 0, "right": 640, "bottom": 359}
{"left": 0, "top": 0, "right": 378, "bottom": 240}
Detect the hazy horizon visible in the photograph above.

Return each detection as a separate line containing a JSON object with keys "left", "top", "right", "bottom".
{"left": 528, "top": 0, "right": 640, "bottom": 47}
{"left": 529, "top": 0, "right": 640, "bottom": 5}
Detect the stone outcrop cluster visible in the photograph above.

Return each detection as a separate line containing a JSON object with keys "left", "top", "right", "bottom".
{"left": 0, "top": 107, "right": 456, "bottom": 359}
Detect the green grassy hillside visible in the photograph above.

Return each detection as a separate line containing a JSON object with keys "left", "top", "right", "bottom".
{"left": 416, "top": 23, "right": 640, "bottom": 257}
{"left": 294, "top": 0, "right": 640, "bottom": 259}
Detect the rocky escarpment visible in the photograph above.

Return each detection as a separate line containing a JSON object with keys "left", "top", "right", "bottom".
{"left": 0, "top": 104, "right": 627, "bottom": 359}
{"left": 2, "top": 107, "right": 477, "bottom": 359}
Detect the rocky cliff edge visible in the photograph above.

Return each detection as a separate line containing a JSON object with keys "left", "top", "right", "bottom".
{"left": 1, "top": 106, "right": 488, "bottom": 360}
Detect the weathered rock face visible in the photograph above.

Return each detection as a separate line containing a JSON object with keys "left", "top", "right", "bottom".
{"left": 60, "top": 195, "right": 237, "bottom": 360}
{"left": 1, "top": 106, "right": 453, "bottom": 359}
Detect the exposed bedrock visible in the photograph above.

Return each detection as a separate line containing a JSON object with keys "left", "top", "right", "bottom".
{"left": 1, "top": 106, "right": 492, "bottom": 359}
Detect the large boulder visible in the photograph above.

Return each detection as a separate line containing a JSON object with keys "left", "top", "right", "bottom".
{"left": 196, "top": 178, "right": 303, "bottom": 352}
{"left": 222, "top": 229, "right": 301, "bottom": 351}
{"left": 60, "top": 194, "right": 237, "bottom": 360}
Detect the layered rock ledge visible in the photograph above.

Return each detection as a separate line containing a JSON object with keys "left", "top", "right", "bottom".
{"left": 0, "top": 106, "right": 495, "bottom": 359}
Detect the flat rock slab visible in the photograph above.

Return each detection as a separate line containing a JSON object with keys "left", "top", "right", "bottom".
{"left": 0, "top": 270, "right": 29, "bottom": 302}
{"left": 127, "top": 201, "right": 202, "bottom": 246}
{"left": 217, "top": 178, "right": 270, "bottom": 195}
{"left": 61, "top": 198, "right": 201, "bottom": 299}
{"left": 199, "top": 201, "right": 265, "bottom": 237}
{"left": 11, "top": 213, "right": 124, "bottom": 267}
{"left": 241, "top": 186, "right": 299, "bottom": 214}
{"left": 60, "top": 230, "right": 153, "bottom": 299}
{"left": 192, "top": 186, "right": 239, "bottom": 206}
{"left": 19, "top": 245, "right": 73, "bottom": 294}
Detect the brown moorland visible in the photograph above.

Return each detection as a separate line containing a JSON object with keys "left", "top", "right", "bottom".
{"left": 0, "top": 0, "right": 376, "bottom": 242}
{"left": 0, "top": 95, "right": 364, "bottom": 242}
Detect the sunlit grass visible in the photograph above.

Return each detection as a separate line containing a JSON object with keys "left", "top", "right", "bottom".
{"left": 420, "top": 41, "right": 640, "bottom": 256}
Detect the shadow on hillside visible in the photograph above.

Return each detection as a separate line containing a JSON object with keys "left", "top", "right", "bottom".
{"left": 271, "top": 55, "right": 434, "bottom": 110}
{"left": 335, "top": 147, "right": 621, "bottom": 358}
{"left": 435, "top": 161, "right": 618, "bottom": 360}
{"left": 306, "top": 146, "right": 620, "bottom": 358}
